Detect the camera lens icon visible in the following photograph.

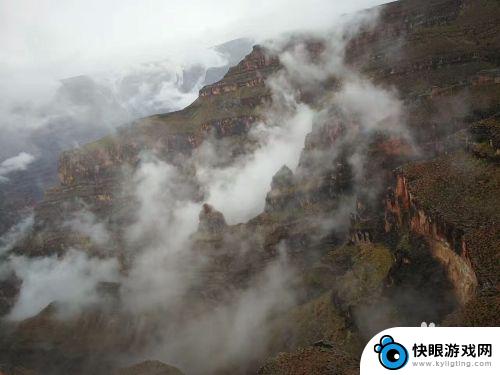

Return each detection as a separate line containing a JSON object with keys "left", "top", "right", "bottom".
{"left": 374, "top": 335, "right": 408, "bottom": 370}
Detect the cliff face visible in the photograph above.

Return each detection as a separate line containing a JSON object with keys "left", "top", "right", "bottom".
{"left": 348, "top": 0, "right": 500, "bottom": 149}
{"left": 385, "top": 172, "right": 478, "bottom": 305}
{"left": 1, "top": 0, "right": 500, "bottom": 374}
{"left": 385, "top": 141, "right": 499, "bottom": 303}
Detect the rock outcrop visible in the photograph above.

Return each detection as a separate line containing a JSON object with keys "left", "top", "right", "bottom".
{"left": 385, "top": 172, "right": 478, "bottom": 305}
{"left": 198, "top": 203, "right": 227, "bottom": 235}
{"left": 1, "top": 0, "right": 500, "bottom": 373}
{"left": 385, "top": 149, "right": 499, "bottom": 309}
{"left": 264, "top": 165, "right": 296, "bottom": 213}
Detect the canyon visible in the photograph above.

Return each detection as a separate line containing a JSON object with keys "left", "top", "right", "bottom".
{"left": 0, "top": 0, "right": 499, "bottom": 374}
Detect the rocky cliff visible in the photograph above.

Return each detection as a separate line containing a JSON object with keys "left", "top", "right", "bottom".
{"left": 0, "top": 0, "right": 499, "bottom": 374}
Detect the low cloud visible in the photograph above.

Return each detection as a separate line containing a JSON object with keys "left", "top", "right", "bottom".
{"left": 67, "top": 209, "right": 111, "bottom": 247}
{"left": 0, "top": 214, "right": 33, "bottom": 257}
{"left": 121, "top": 155, "right": 201, "bottom": 313}
{"left": 197, "top": 102, "right": 315, "bottom": 224}
{"left": 149, "top": 250, "right": 296, "bottom": 374}
{"left": 7, "top": 249, "right": 120, "bottom": 320}
{"left": 0, "top": 152, "right": 35, "bottom": 182}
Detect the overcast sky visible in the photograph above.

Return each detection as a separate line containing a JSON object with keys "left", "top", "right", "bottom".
{"left": 0, "top": 0, "right": 389, "bottom": 80}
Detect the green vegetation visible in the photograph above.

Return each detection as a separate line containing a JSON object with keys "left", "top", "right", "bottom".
{"left": 452, "top": 294, "right": 500, "bottom": 327}
{"left": 403, "top": 151, "right": 499, "bottom": 228}
{"left": 268, "top": 243, "right": 394, "bottom": 358}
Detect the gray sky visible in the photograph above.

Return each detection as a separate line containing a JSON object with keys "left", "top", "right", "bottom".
{"left": 0, "top": 0, "right": 389, "bottom": 80}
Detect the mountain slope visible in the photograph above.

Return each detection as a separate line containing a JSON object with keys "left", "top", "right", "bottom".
{"left": 0, "top": 0, "right": 499, "bottom": 374}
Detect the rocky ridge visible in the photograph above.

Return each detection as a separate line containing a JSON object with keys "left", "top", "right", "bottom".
{"left": 0, "top": 0, "right": 499, "bottom": 374}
